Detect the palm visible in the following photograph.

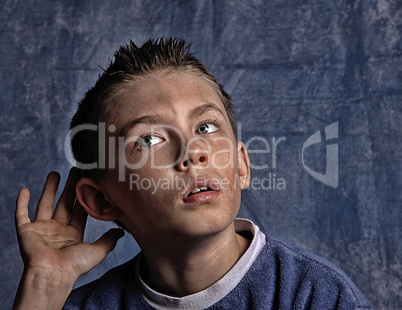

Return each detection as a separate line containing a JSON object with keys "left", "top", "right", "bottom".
{"left": 19, "top": 220, "right": 84, "bottom": 278}
{"left": 15, "top": 170, "right": 123, "bottom": 282}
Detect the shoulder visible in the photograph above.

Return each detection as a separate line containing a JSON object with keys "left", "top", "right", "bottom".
{"left": 63, "top": 256, "right": 151, "bottom": 309}
{"left": 242, "top": 234, "right": 373, "bottom": 309}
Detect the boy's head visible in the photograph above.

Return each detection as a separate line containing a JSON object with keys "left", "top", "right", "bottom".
{"left": 71, "top": 38, "right": 250, "bottom": 240}
{"left": 70, "top": 38, "right": 237, "bottom": 181}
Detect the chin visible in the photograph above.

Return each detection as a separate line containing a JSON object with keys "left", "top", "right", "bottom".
{"left": 174, "top": 208, "right": 238, "bottom": 238}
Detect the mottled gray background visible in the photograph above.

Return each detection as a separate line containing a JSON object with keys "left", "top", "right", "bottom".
{"left": 1, "top": 0, "right": 401, "bottom": 309}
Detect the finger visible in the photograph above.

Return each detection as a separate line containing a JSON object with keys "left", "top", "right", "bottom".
{"left": 53, "top": 168, "right": 79, "bottom": 223}
{"left": 69, "top": 200, "right": 88, "bottom": 238}
{"left": 92, "top": 229, "right": 125, "bottom": 256}
{"left": 77, "top": 229, "right": 125, "bottom": 275}
{"left": 34, "top": 172, "right": 61, "bottom": 220}
{"left": 91, "top": 229, "right": 124, "bottom": 261}
{"left": 15, "top": 188, "right": 31, "bottom": 229}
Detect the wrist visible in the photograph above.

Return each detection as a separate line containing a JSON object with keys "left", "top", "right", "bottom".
{"left": 13, "top": 268, "right": 76, "bottom": 310}
{"left": 24, "top": 266, "right": 75, "bottom": 290}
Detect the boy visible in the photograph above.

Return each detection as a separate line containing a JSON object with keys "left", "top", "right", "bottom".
{"left": 14, "top": 38, "right": 373, "bottom": 309}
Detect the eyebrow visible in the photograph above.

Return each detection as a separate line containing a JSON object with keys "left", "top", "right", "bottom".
{"left": 121, "top": 114, "right": 162, "bottom": 136}
{"left": 190, "top": 102, "right": 226, "bottom": 119}
{"left": 122, "top": 102, "right": 226, "bottom": 136}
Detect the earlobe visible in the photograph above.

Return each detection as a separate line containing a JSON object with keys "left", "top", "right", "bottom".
{"left": 237, "top": 142, "right": 251, "bottom": 190}
{"left": 76, "top": 178, "right": 121, "bottom": 221}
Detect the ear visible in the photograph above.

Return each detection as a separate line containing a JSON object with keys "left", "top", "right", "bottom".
{"left": 237, "top": 142, "right": 251, "bottom": 190}
{"left": 76, "top": 178, "right": 121, "bottom": 221}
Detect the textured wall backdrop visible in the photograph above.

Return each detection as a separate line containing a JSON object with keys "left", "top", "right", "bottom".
{"left": 1, "top": 0, "right": 401, "bottom": 309}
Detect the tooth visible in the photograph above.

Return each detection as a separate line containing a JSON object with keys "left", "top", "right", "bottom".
{"left": 191, "top": 187, "right": 201, "bottom": 194}
{"left": 200, "top": 186, "right": 208, "bottom": 191}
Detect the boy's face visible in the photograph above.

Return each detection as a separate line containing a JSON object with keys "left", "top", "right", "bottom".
{"left": 101, "top": 71, "right": 250, "bottom": 242}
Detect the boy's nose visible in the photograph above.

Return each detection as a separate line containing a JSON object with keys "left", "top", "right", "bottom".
{"left": 177, "top": 139, "right": 209, "bottom": 171}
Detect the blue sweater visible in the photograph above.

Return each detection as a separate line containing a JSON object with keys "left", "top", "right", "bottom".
{"left": 64, "top": 223, "right": 373, "bottom": 310}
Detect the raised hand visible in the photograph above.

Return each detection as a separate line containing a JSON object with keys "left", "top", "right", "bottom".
{"left": 13, "top": 169, "right": 124, "bottom": 310}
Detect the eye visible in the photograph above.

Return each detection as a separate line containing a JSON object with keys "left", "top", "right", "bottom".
{"left": 196, "top": 123, "right": 219, "bottom": 135}
{"left": 137, "top": 135, "right": 164, "bottom": 148}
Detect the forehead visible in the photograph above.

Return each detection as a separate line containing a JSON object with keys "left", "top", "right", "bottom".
{"left": 108, "top": 71, "right": 227, "bottom": 128}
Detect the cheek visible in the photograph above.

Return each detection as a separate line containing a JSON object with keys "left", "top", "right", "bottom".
{"left": 209, "top": 139, "right": 237, "bottom": 170}
{"left": 124, "top": 168, "right": 185, "bottom": 203}
{"left": 209, "top": 140, "right": 241, "bottom": 192}
{"left": 125, "top": 142, "right": 180, "bottom": 172}
{"left": 118, "top": 143, "right": 153, "bottom": 176}
{"left": 150, "top": 147, "right": 180, "bottom": 169}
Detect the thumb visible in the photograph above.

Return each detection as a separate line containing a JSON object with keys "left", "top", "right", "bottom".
{"left": 79, "top": 228, "right": 125, "bottom": 274}
{"left": 93, "top": 228, "right": 125, "bottom": 257}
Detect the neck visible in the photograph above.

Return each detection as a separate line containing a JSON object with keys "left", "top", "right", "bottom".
{"left": 139, "top": 222, "right": 251, "bottom": 297}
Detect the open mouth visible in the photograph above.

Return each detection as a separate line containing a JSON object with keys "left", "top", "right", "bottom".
{"left": 187, "top": 186, "right": 213, "bottom": 198}
{"left": 182, "top": 175, "right": 220, "bottom": 203}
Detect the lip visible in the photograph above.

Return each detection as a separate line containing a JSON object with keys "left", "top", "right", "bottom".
{"left": 182, "top": 175, "right": 220, "bottom": 205}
